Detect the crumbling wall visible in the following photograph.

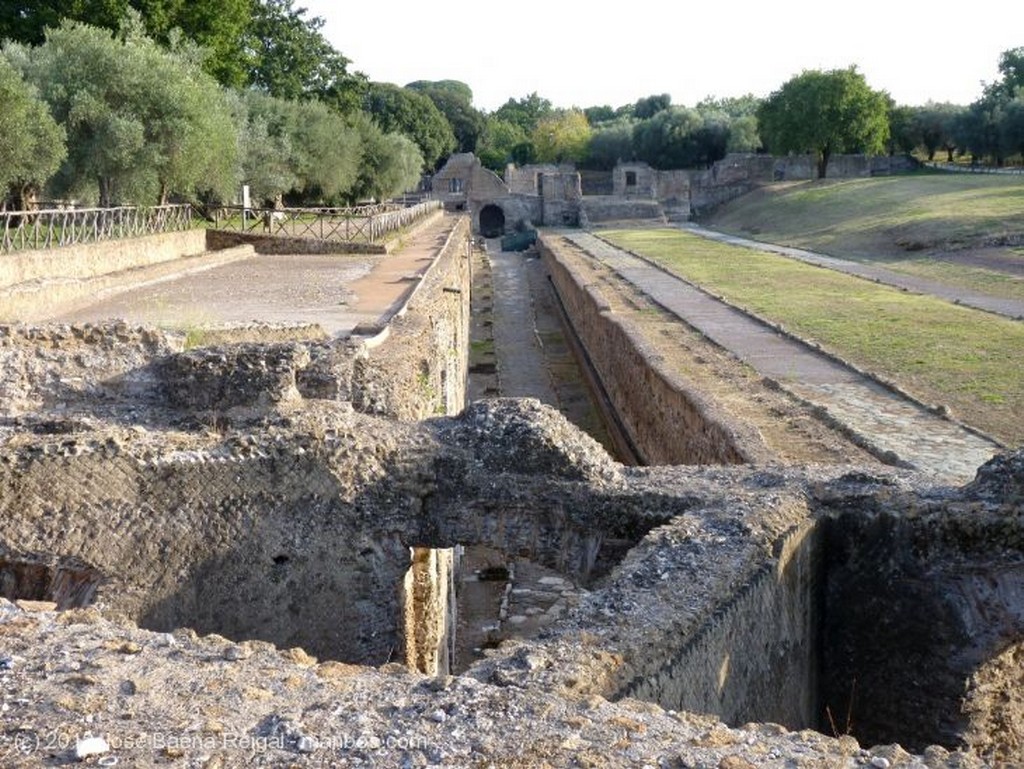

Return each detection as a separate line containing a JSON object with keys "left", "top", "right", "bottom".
{"left": 350, "top": 215, "right": 472, "bottom": 420}
{"left": 539, "top": 235, "right": 769, "bottom": 465}
{"left": 618, "top": 523, "right": 823, "bottom": 729}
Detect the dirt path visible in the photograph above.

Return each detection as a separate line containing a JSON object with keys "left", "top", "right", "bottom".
{"left": 680, "top": 223, "right": 1024, "bottom": 320}
{"left": 565, "top": 231, "right": 1001, "bottom": 483}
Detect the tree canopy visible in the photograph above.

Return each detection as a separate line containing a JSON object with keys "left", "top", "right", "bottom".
{"left": 362, "top": 82, "right": 456, "bottom": 170}
{"left": 531, "top": 110, "right": 592, "bottom": 164}
{"left": 757, "top": 67, "right": 890, "bottom": 178}
{"left": 0, "top": 55, "right": 66, "bottom": 207}
{"left": 8, "top": 17, "right": 239, "bottom": 205}
{"left": 407, "top": 80, "right": 485, "bottom": 153}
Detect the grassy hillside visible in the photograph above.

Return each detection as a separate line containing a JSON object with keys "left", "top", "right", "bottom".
{"left": 602, "top": 228, "right": 1024, "bottom": 447}
{"left": 706, "top": 173, "right": 1024, "bottom": 300}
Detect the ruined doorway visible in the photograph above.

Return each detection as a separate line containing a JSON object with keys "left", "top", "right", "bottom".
{"left": 479, "top": 205, "right": 505, "bottom": 238}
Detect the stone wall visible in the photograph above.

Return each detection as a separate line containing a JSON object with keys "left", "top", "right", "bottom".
{"left": 618, "top": 523, "right": 823, "bottom": 729}
{"left": 0, "top": 229, "right": 207, "bottom": 291}
{"left": 0, "top": 230, "right": 247, "bottom": 323}
{"left": 539, "top": 234, "right": 771, "bottom": 465}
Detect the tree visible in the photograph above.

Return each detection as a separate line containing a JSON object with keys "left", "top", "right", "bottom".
{"left": 476, "top": 118, "right": 527, "bottom": 171}
{"left": 0, "top": 0, "right": 252, "bottom": 88}
{"left": 886, "top": 102, "right": 918, "bottom": 156}
{"left": 238, "top": 90, "right": 362, "bottom": 204}
{"left": 633, "top": 107, "right": 696, "bottom": 168}
{"left": 913, "top": 102, "right": 964, "bottom": 161}
{"left": 14, "top": 18, "right": 239, "bottom": 205}
{"left": 531, "top": 110, "right": 592, "bottom": 164}
{"left": 634, "top": 93, "right": 671, "bottom": 120}
{"left": 244, "top": 0, "right": 365, "bottom": 112}
{"left": 1001, "top": 96, "right": 1024, "bottom": 161}
{"left": 0, "top": 55, "right": 66, "bottom": 208}
{"left": 407, "top": 80, "right": 485, "bottom": 153}
{"left": 583, "top": 105, "right": 617, "bottom": 125}
{"left": 582, "top": 119, "right": 636, "bottom": 170}
{"left": 493, "top": 92, "right": 553, "bottom": 136}
{"left": 757, "top": 66, "right": 890, "bottom": 178}
{"left": 362, "top": 82, "right": 456, "bottom": 170}
{"left": 349, "top": 115, "right": 423, "bottom": 203}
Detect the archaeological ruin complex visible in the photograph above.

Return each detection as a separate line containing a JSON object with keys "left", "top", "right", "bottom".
{"left": 0, "top": 195, "right": 1020, "bottom": 767}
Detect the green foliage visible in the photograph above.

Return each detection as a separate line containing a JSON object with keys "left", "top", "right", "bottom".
{"left": 0, "top": 0, "right": 253, "bottom": 89}
{"left": 238, "top": 90, "right": 361, "bottom": 205}
{"left": 886, "top": 102, "right": 918, "bottom": 156}
{"left": 913, "top": 102, "right": 964, "bottom": 161}
{"left": 531, "top": 109, "right": 592, "bottom": 164}
{"left": 362, "top": 82, "right": 456, "bottom": 170}
{"left": 583, "top": 105, "right": 617, "bottom": 125}
{"left": 632, "top": 107, "right": 730, "bottom": 169}
{"left": 349, "top": 114, "right": 423, "bottom": 202}
{"left": 407, "top": 80, "right": 485, "bottom": 153}
{"left": 757, "top": 66, "right": 890, "bottom": 178}
{"left": 406, "top": 79, "right": 473, "bottom": 104}
{"left": 493, "top": 92, "right": 553, "bottom": 136}
{"left": 476, "top": 118, "right": 527, "bottom": 171}
{"left": 14, "top": 18, "right": 239, "bottom": 205}
{"left": 0, "top": 54, "right": 66, "bottom": 206}
{"left": 633, "top": 93, "right": 671, "bottom": 120}
{"left": 957, "top": 47, "right": 1024, "bottom": 165}
{"left": 581, "top": 119, "right": 636, "bottom": 170}
{"left": 245, "top": 0, "right": 365, "bottom": 112}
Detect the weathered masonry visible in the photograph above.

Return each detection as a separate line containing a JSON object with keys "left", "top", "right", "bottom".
{"left": 0, "top": 211, "right": 1020, "bottom": 766}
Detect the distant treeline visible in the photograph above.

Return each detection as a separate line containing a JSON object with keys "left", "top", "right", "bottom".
{"left": 1, "top": 2, "right": 1021, "bottom": 207}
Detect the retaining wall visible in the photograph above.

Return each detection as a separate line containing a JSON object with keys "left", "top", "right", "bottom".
{"left": 539, "top": 234, "right": 769, "bottom": 465}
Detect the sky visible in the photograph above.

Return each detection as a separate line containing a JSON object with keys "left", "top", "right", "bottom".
{"left": 301, "top": 0, "right": 1021, "bottom": 113}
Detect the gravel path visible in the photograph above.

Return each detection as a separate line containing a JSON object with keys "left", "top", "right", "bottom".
{"left": 678, "top": 223, "right": 1024, "bottom": 320}
{"left": 564, "top": 231, "right": 1001, "bottom": 483}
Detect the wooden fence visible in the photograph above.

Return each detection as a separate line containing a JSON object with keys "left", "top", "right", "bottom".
{"left": 210, "top": 200, "right": 441, "bottom": 244}
{"left": 0, "top": 205, "right": 194, "bottom": 254}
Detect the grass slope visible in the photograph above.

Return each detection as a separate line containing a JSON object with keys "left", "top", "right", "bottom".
{"left": 707, "top": 174, "right": 1024, "bottom": 301}
{"left": 602, "top": 228, "right": 1024, "bottom": 447}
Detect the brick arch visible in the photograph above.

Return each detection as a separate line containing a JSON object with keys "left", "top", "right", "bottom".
{"left": 478, "top": 204, "right": 506, "bottom": 238}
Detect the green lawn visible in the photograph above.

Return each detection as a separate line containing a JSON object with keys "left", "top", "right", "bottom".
{"left": 707, "top": 174, "right": 1024, "bottom": 301}
{"left": 601, "top": 228, "right": 1024, "bottom": 447}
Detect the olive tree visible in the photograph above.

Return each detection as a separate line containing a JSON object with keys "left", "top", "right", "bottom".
{"left": 15, "top": 18, "right": 239, "bottom": 205}
{"left": 0, "top": 55, "right": 66, "bottom": 208}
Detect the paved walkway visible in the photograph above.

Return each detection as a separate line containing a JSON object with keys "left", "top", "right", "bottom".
{"left": 487, "top": 244, "right": 560, "bottom": 403}
{"left": 678, "top": 224, "right": 1024, "bottom": 320}
{"left": 563, "top": 231, "right": 1002, "bottom": 483}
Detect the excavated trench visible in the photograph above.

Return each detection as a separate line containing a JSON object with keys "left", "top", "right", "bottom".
{"left": 620, "top": 510, "right": 1024, "bottom": 756}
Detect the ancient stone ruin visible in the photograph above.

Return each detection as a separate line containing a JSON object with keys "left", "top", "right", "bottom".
{"left": 0, "top": 213, "right": 1020, "bottom": 767}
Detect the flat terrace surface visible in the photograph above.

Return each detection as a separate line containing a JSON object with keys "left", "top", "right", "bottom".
{"left": 49, "top": 215, "right": 458, "bottom": 337}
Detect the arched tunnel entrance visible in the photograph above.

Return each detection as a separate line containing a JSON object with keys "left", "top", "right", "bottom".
{"left": 479, "top": 204, "right": 506, "bottom": 238}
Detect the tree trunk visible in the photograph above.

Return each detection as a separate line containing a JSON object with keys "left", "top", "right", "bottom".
{"left": 98, "top": 177, "right": 112, "bottom": 208}
{"left": 945, "top": 145, "right": 955, "bottom": 162}
{"left": 817, "top": 148, "right": 830, "bottom": 179}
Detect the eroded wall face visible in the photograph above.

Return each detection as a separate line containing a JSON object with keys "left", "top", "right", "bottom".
{"left": 619, "top": 524, "right": 823, "bottom": 729}
{"left": 540, "top": 236, "right": 758, "bottom": 465}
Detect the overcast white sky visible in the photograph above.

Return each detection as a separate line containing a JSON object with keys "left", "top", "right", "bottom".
{"left": 301, "top": 0, "right": 1020, "bottom": 112}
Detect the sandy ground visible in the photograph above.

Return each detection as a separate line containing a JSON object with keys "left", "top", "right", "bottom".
{"left": 50, "top": 216, "right": 458, "bottom": 337}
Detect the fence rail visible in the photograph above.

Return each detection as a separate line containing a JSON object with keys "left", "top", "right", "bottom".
{"left": 210, "top": 200, "right": 441, "bottom": 244}
{"left": 0, "top": 205, "right": 194, "bottom": 254}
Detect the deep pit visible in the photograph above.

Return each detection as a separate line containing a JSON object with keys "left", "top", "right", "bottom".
{"left": 618, "top": 503, "right": 1024, "bottom": 759}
